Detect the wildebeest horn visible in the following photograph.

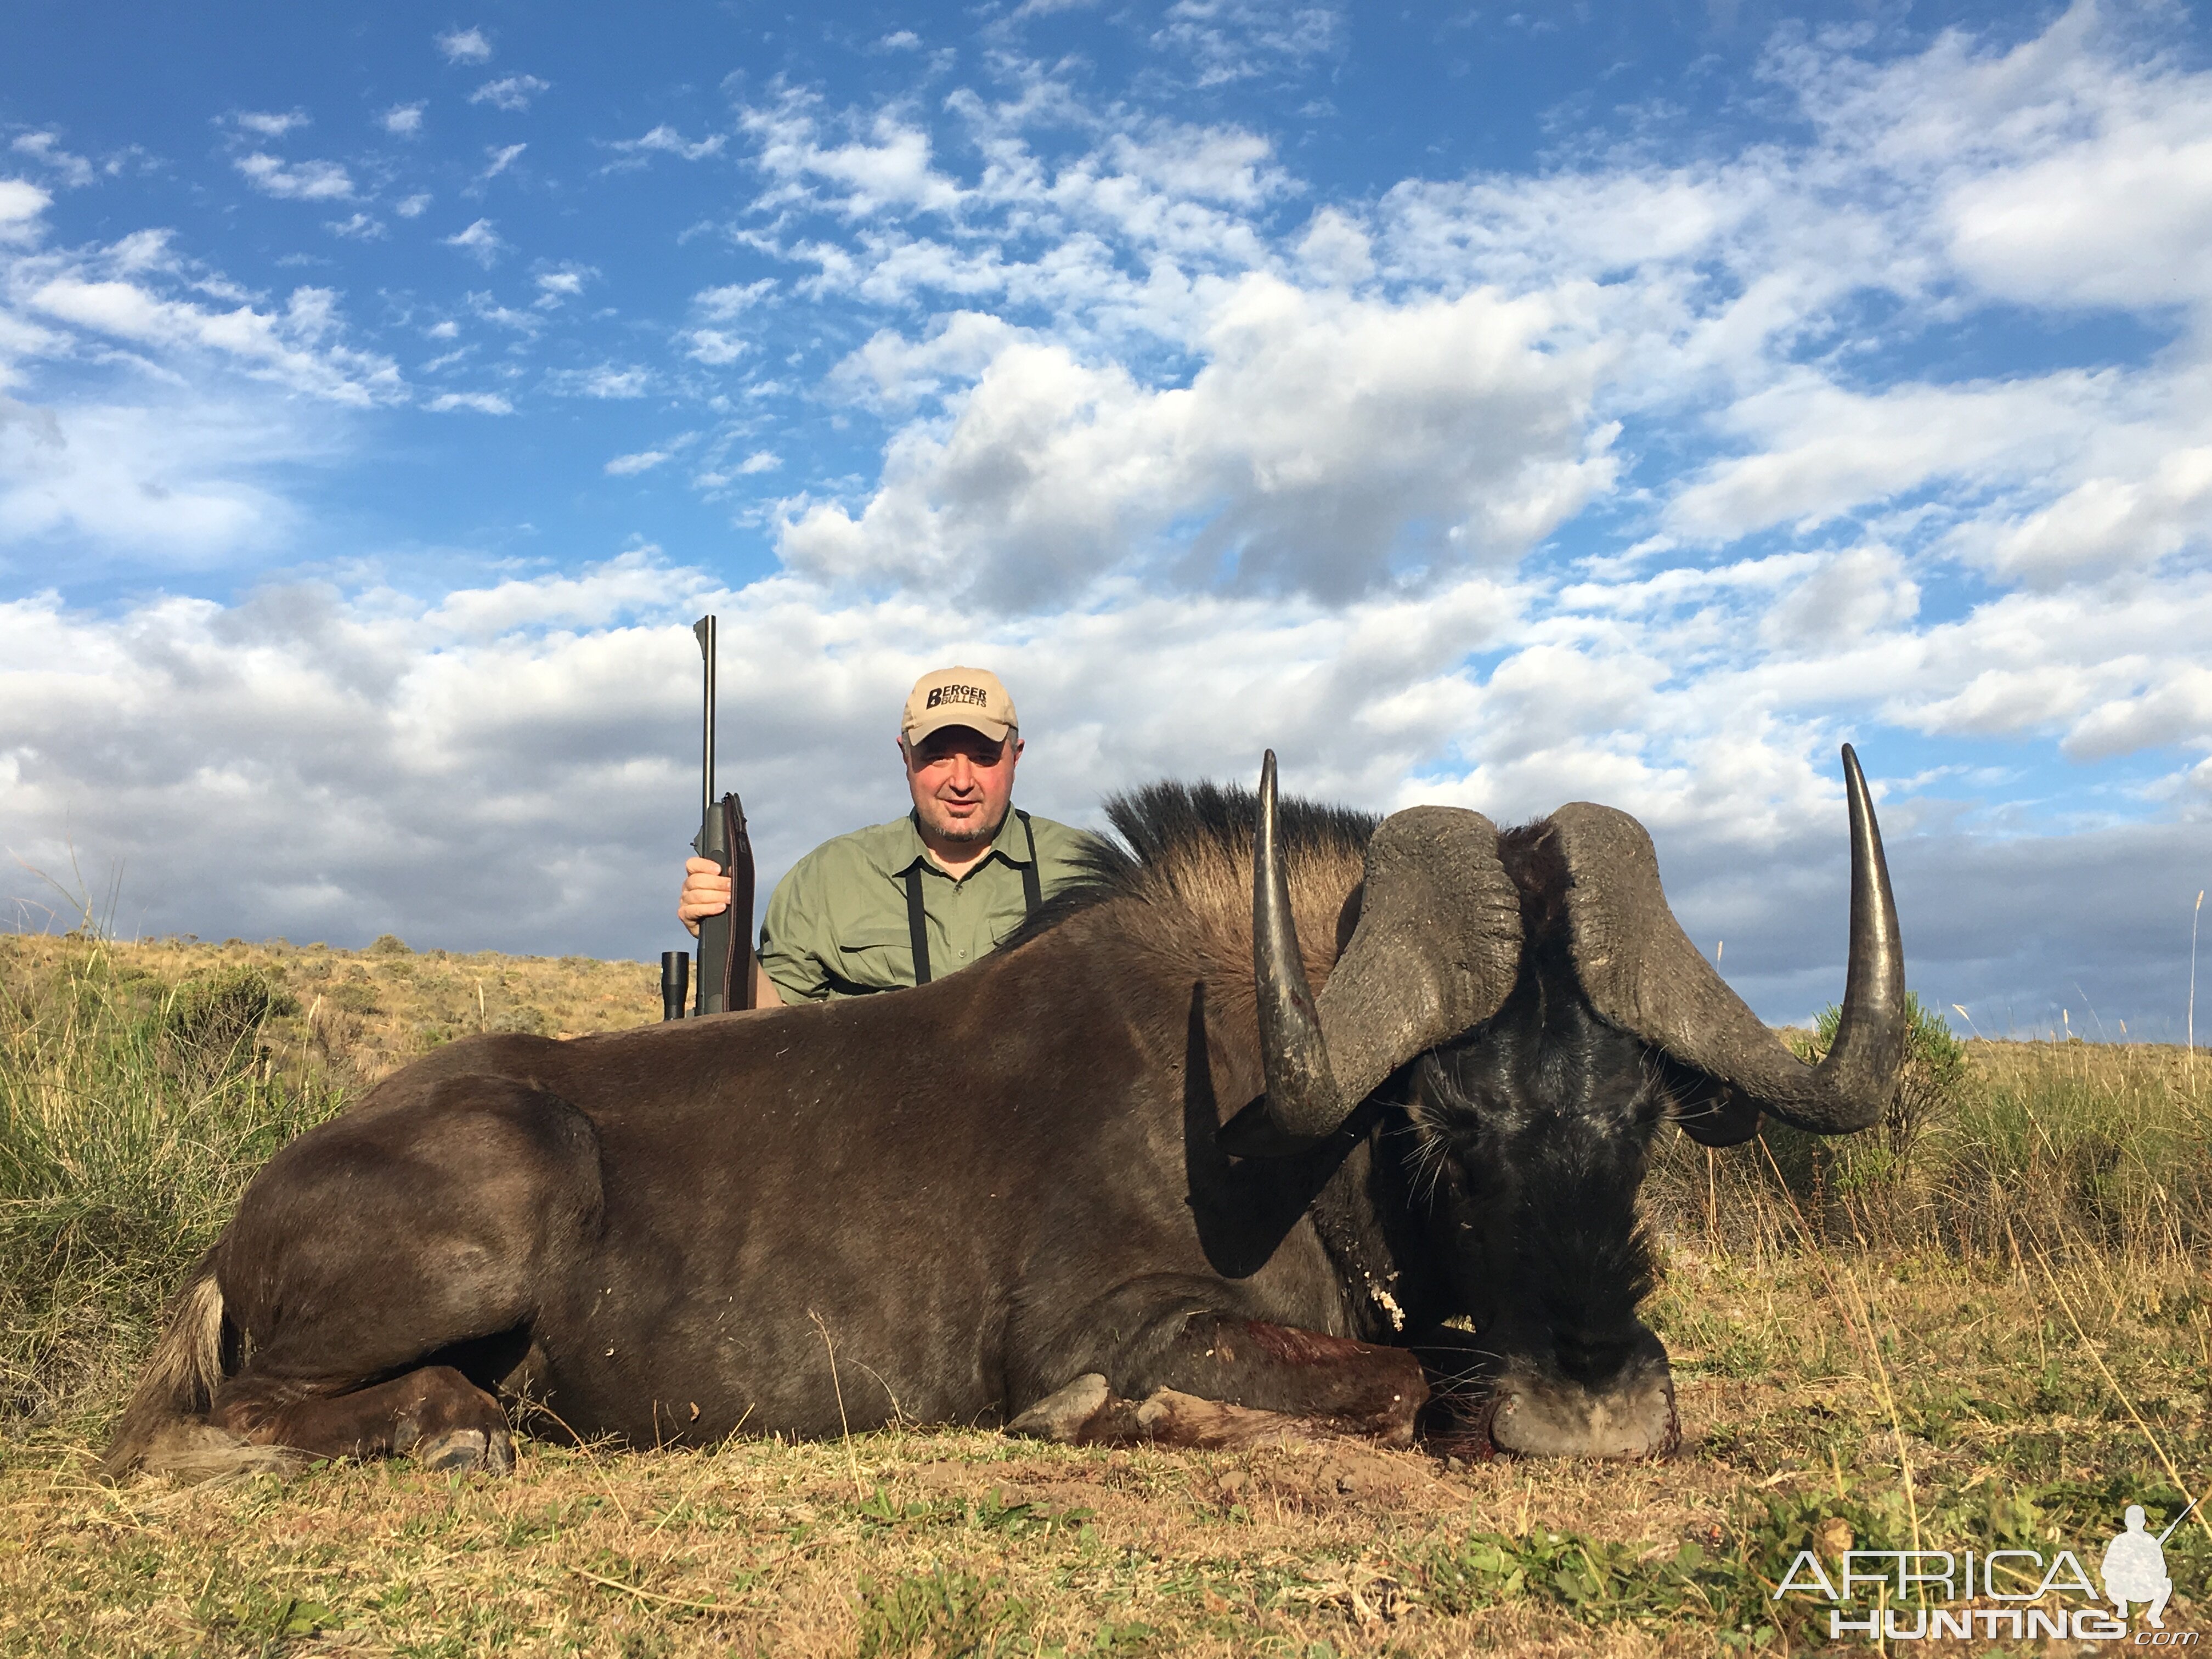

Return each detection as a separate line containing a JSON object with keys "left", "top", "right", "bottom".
{"left": 1549, "top": 744, "right": 1906, "bottom": 1135}
{"left": 1229, "top": 751, "right": 1523, "bottom": 1156}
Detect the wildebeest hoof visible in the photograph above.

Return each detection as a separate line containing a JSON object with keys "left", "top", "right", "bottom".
{"left": 414, "top": 1427, "right": 513, "bottom": 1474}
{"left": 1007, "top": 1373, "right": 1114, "bottom": 1442}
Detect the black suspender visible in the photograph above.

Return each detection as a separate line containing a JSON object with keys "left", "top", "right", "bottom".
{"left": 1016, "top": 809, "right": 1042, "bottom": 915}
{"left": 905, "top": 809, "right": 1042, "bottom": 988}
{"left": 904, "top": 862, "right": 932, "bottom": 986}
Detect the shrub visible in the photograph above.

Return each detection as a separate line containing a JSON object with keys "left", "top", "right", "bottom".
{"left": 163, "top": 966, "right": 301, "bottom": 1079}
{"left": 1759, "top": 992, "right": 1969, "bottom": 1233}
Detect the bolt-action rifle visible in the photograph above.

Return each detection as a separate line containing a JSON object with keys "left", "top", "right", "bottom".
{"left": 660, "top": 614, "right": 755, "bottom": 1020}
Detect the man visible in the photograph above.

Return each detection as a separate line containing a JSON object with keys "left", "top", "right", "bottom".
{"left": 678, "top": 667, "right": 1096, "bottom": 1003}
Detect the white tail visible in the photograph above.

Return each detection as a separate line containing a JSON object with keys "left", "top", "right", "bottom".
{"left": 99, "top": 1259, "right": 236, "bottom": 1479}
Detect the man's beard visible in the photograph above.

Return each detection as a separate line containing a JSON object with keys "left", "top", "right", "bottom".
{"left": 922, "top": 803, "right": 1005, "bottom": 844}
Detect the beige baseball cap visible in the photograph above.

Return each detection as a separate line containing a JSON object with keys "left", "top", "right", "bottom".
{"left": 902, "top": 666, "right": 1018, "bottom": 746}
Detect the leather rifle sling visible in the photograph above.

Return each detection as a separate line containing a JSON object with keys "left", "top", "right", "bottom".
{"left": 721, "top": 793, "right": 756, "bottom": 1010}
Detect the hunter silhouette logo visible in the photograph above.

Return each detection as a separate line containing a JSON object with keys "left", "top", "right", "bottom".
{"left": 2103, "top": 1500, "right": 2195, "bottom": 1629}
{"left": 1771, "top": 1496, "right": 2198, "bottom": 1644}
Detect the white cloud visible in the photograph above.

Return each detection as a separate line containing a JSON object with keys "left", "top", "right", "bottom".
{"left": 11, "top": 134, "right": 95, "bottom": 189}
{"left": 482, "top": 142, "right": 527, "bottom": 179}
{"left": 1976, "top": 447, "right": 2212, "bottom": 588}
{"left": 741, "top": 92, "right": 964, "bottom": 217}
{"left": 1664, "top": 373, "right": 2097, "bottom": 543}
{"left": 1760, "top": 544, "right": 1922, "bottom": 648}
{"left": 24, "top": 275, "right": 403, "bottom": 406}
{"left": 1101, "top": 120, "right": 1287, "bottom": 208}
{"left": 1296, "top": 207, "right": 1372, "bottom": 286}
{"left": 232, "top": 109, "right": 310, "bottom": 138}
{"left": 2064, "top": 665, "right": 2212, "bottom": 763}
{"left": 470, "top": 75, "right": 550, "bottom": 113}
{"left": 234, "top": 153, "right": 354, "bottom": 201}
{"left": 605, "top": 448, "right": 672, "bottom": 475}
{"left": 606, "top": 125, "right": 726, "bottom": 167}
{"left": 1149, "top": 0, "right": 1341, "bottom": 88}
{"left": 395, "top": 193, "right": 432, "bottom": 218}
{"left": 325, "top": 212, "right": 385, "bottom": 240}
{"left": 381, "top": 103, "right": 427, "bottom": 137}
{"left": 466, "top": 290, "right": 540, "bottom": 333}
{"left": 543, "top": 364, "right": 651, "bottom": 398}
{"left": 879, "top": 30, "right": 921, "bottom": 50}
{"left": 0, "top": 178, "right": 52, "bottom": 243}
{"left": 783, "top": 275, "right": 1613, "bottom": 607}
{"left": 424, "top": 391, "right": 513, "bottom": 413}
{"left": 533, "top": 266, "right": 592, "bottom": 306}
{"left": 436, "top": 26, "right": 492, "bottom": 64}
{"left": 443, "top": 218, "right": 505, "bottom": 266}
{"left": 828, "top": 311, "right": 1019, "bottom": 412}
{"left": 737, "top": 450, "right": 780, "bottom": 474}
{"left": 684, "top": 330, "right": 748, "bottom": 365}
{"left": 0, "top": 395, "right": 306, "bottom": 556}
{"left": 693, "top": 279, "right": 774, "bottom": 320}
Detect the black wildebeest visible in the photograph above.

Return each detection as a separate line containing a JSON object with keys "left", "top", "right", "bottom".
{"left": 104, "top": 749, "right": 1903, "bottom": 1479}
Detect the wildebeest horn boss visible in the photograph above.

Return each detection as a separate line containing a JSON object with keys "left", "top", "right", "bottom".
{"left": 104, "top": 748, "right": 1904, "bottom": 1479}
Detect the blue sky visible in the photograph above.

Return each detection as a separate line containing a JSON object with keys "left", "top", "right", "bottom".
{"left": 3, "top": 0, "right": 2208, "bottom": 1037}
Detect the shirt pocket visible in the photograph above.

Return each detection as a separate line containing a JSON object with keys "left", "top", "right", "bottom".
{"left": 834, "top": 924, "right": 917, "bottom": 990}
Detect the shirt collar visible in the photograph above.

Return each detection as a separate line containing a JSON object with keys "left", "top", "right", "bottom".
{"left": 898, "top": 806, "right": 1029, "bottom": 877}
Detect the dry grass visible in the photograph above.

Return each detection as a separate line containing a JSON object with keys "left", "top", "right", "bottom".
{"left": 3, "top": 935, "right": 2208, "bottom": 1655}
{"left": 7, "top": 1249, "right": 2205, "bottom": 1656}
{"left": 0, "top": 930, "right": 658, "bottom": 1088}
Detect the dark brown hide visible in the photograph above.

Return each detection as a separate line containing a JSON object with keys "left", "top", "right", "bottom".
{"left": 106, "top": 798, "right": 1432, "bottom": 1473}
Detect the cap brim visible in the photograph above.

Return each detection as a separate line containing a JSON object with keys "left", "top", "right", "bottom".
{"left": 904, "top": 711, "right": 1013, "bottom": 746}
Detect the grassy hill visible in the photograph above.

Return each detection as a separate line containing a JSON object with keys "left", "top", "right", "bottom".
{"left": 2, "top": 933, "right": 2207, "bottom": 1655}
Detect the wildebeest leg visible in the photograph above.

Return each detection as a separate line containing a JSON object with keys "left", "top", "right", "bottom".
{"left": 211, "top": 1365, "right": 515, "bottom": 1471}
{"left": 205, "top": 1075, "right": 602, "bottom": 1473}
{"left": 1012, "top": 1307, "right": 1426, "bottom": 1449}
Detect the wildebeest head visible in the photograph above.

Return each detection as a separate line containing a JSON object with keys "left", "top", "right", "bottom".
{"left": 1226, "top": 747, "right": 1905, "bottom": 1458}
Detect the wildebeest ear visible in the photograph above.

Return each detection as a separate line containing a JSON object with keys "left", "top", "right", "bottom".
{"left": 1333, "top": 882, "right": 1363, "bottom": 961}
{"left": 1669, "top": 1079, "right": 1763, "bottom": 1147}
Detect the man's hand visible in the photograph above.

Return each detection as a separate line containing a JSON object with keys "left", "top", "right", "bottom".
{"left": 678, "top": 855, "right": 732, "bottom": 937}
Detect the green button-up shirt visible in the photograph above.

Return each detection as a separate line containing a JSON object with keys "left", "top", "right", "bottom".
{"left": 757, "top": 808, "right": 1098, "bottom": 1002}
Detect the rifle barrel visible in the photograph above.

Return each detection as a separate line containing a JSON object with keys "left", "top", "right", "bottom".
{"left": 694, "top": 614, "right": 716, "bottom": 826}
{"left": 2157, "top": 1497, "right": 2199, "bottom": 1544}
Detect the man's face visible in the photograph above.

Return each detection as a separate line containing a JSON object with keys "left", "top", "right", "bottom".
{"left": 902, "top": 725, "right": 1023, "bottom": 845}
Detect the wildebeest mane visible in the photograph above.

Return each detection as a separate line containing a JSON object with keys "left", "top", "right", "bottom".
{"left": 1003, "top": 781, "right": 1379, "bottom": 952}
